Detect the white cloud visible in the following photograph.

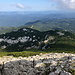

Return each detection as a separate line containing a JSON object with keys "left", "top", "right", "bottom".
{"left": 15, "top": 3, "right": 25, "bottom": 9}
{"left": 12, "top": 3, "right": 31, "bottom": 9}
{"left": 14, "top": 3, "right": 25, "bottom": 9}
{"left": 51, "top": 0, "right": 75, "bottom": 10}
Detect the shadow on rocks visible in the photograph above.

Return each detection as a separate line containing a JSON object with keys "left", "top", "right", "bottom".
{"left": 0, "top": 55, "right": 75, "bottom": 75}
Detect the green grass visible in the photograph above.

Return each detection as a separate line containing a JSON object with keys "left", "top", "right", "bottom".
{"left": 0, "top": 50, "right": 46, "bottom": 57}
{"left": 0, "top": 48, "right": 75, "bottom": 57}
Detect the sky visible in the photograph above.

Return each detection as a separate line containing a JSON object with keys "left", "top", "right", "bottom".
{"left": 0, "top": 0, "right": 75, "bottom": 11}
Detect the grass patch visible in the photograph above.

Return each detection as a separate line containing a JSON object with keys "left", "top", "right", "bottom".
{"left": 0, "top": 50, "right": 46, "bottom": 57}
{"left": 0, "top": 48, "right": 75, "bottom": 57}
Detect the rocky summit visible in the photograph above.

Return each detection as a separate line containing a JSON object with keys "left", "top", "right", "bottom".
{"left": 0, "top": 53, "right": 75, "bottom": 75}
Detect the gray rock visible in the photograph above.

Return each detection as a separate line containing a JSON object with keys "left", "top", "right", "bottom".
{"left": 49, "top": 66, "right": 56, "bottom": 72}
{"left": 4, "top": 68, "right": 19, "bottom": 75}
{"left": 55, "top": 68, "right": 62, "bottom": 74}
{"left": 49, "top": 72, "right": 56, "bottom": 75}
{"left": 60, "top": 71, "right": 72, "bottom": 75}
{"left": 21, "top": 72, "right": 27, "bottom": 75}
{"left": 27, "top": 68, "right": 36, "bottom": 75}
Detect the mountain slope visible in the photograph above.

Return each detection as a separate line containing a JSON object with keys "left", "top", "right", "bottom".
{"left": 24, "top": 18, "right": 75, "bottom": 32}
{"left": 0, "top": 28, "right": 75, "bottom": 52}
{"left": 0, "top": 18, "right": 75, "bottom": 35}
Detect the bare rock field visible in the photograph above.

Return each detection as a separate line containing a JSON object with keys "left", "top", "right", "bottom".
{"left": 0, "top": 53, "right": 75, "bottom": 75}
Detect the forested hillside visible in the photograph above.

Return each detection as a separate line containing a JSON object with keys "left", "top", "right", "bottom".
{"left": 0, "top": 27, "right": 75, "bottom": 52}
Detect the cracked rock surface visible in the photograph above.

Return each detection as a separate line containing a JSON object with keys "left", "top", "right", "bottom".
{"left": 0, "top": 53, "right": 75, "bottom": 75}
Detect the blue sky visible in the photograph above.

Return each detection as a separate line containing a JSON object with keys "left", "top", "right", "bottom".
{"left": 0, "top": 0, "right": 75, "bottom": 11}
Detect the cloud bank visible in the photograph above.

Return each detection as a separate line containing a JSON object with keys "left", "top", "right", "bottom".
{"left": 52, "top": 0, "right": 75, "bottom": 10}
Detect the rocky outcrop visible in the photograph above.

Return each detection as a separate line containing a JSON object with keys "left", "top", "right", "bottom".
{"left": 0, "top": 53, "right": 75, "bottom": 75}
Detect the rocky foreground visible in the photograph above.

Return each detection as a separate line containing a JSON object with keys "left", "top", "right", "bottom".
{"left": 0, "top": 53, "right": 75, "bottom": 75}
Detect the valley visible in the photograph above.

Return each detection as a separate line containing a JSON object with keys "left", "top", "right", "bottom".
{"left": 0, "top": 12, "right": 75, "bottom": 58}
